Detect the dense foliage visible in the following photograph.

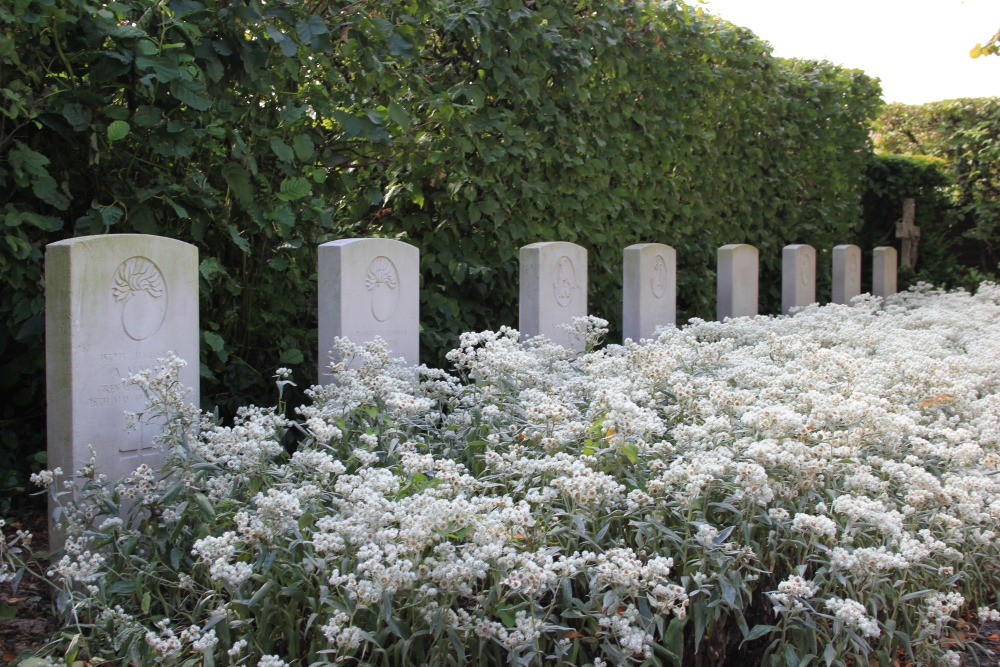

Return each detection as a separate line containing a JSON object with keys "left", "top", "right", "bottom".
{"left": 0, "top": 0, "right": 882, "bottom": 496}
{"left": 872, "top": 98, "right": 1000, "bottom": 281}
{"left": 859, "top": 154, "right": 958, "bottom": 290}
{"left": 6, "top": 285, "right": 1000, "bottom": 666}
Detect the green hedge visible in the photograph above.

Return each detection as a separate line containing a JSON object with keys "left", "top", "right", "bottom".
{"left": 0, "top": 0, "right": 881, "bottom": 498}
{"left": 873, "top": 98, "right": 1000, "bottom": 279}
{"left": 860, "top": 154, "right": 959, "bottom": 290}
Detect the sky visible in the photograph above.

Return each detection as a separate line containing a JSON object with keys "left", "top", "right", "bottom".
{"left": 701, "top": 0, "right": 1000, "bottom": 105}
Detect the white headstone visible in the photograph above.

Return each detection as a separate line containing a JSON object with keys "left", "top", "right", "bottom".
{"left": 317, "top": 238, "right": 419, "bottom": 380}
{"left": 873, "top": 246, "right": 898, "bottom": 299}
{"left": 781, "top": 244, "right": 816, "bottom": 315}
{"left": 717, "top": 244, "right": 758, "bottom": 319}
{"left": 519, "top": 242, "right": 587, "bottom": 350}
{"left": 623, "top": 243, "right": 676, "bottom": 340}
{"left": 832, "top": 244, "right": 862, "bottom": 304}
{"left": 46, "top": 234, "right": 199, "bottom": 547}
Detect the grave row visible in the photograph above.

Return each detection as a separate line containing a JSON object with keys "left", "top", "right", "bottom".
{"left": 322, "top": 239, "right": 897, "bottom": 360}
{"left": 45, "top": 234, "right": 896, "bottom": 548}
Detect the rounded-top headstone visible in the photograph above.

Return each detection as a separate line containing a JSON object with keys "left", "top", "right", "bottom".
{"left": 519, "top": 241, "right": 588, "bottom": 350}
{"left": 623, "top": 243, "right": 676, "bottom": 341}
{"left": 46, "top": 234, "right": 199, "bottom": 549}
{"left": 317, "top": 238, "right": 420, "bottom": 380}
{"left": 717, "top": 244, "right": 759, "bottom": 320}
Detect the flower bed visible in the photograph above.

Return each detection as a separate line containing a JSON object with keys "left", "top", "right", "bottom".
{"left": 5, "top": 284, "right": 1000, "bottom": 666}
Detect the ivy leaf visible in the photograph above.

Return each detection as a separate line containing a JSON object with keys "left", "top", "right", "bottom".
{"left": 464, "top": 84, "right": 485, "bottom": 108}
{"left": 269, "top": 204, "right": 296, "bottom": 236}
{"left": 133, "top": 105, "right": 161, "bottom": 128}
{"left": 265, "top": 24, "right": 297, "bottom": 57}
{"left": 152, "top": 56, "right": 182, "bottom": 83}
{"left": 279, "top": 348, "right": 304, "bottom": 365}
{"left": 199, "top": 257, "right": 227, "bottom": 281}
{"left": 270, "top": 137, "right": 295, "bottom": 162}
{"left": 388, "top": 102, "right": 410, "bottom": 130}
{"left": 292, "top": 134, "right": 314, "bottom": 161}
{"left": 9, "top": 142, "right": 50, "bottom": 179}
{"left": 221, "top": 162, "right": 254, "bottom": 206}
{"left": 277, "top": 177, "right": 311, "bottom": 201}
{"left": 332, "top": 110, "right": 364, "bottom": 138}
{"left": 387, "top": 33, "right": 413, "bottom": 58}
{"left": 21, "top": 212, "right": 62, "bottom": 232}
{"left": 161, "top": 195, "right": 189, "bottom": 219}
{"left": 61, "top": 103, "right": 91, "bottom": 131}
{"left": 100, "top": 204, "right": 124, "bottom": 228}
{"left": 227, "top": 224, "right": 251, "bottom": 253}
{"left": 169, "top": 79, "right": 211, "bottom": 110}
{"left": 110, "top": 24, "right": 146, "bottom": 39}
{"left": 296, "top": 15, "right": 328, "bottom": 43}
{"left": 107, "top": 120, "right": 130, "bottom": 143}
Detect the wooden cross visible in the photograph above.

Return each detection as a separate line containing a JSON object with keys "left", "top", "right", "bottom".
{"left": 896, "top": 198, "right": 920, "bottom": 269}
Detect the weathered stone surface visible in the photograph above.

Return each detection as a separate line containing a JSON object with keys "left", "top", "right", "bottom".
{"left": 46, "top": 234, "right": 199, "bottom": 548}
{"left": 623, "top": 243, "right": 676, "bottom": 340}
{"left": 782, "top": 244, "right": 816, "bottom": 315}
{"left": 717, "top": 244, "right": 758, "bottom": 319}
{"left": 873, "top": 246, "right": 898, "bottom": 299}
{"left": 832, "top": 244, "right": 862, "bottom": 304}
{"left": 318, "top": 238, "right": 419, "bottom": 380}
{"left": 519, "top": 242, "right": 588, "bottom": 350}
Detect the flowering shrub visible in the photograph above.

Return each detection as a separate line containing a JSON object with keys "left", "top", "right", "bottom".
{"left": 5, "top": 284, "right": 1000, "bottom": 666}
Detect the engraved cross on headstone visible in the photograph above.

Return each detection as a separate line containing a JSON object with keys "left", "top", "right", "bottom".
{"left": 896, "top": 198, "right": 920, "bottom": 269}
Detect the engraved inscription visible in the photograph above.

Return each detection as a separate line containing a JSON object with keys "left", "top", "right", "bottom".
{"left": 553, "top": 255, "right": 577, "bottom": 308}
{"left": 351, "top": 328, "right": 409, "bottom": 351}
{"left": 111, "top": 257, "right": 167, "bottom": 341}
{"left": 86, "top": 348, "right": 171, "bottom": 455}
{"left": 650, "top": 254, "right": 668, "bottom": 299}
{"left": 365, "top": 256, "right": 400, "bottom": 322}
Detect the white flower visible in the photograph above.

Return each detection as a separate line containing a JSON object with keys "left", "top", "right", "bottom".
{"left": 979, "top": 607, "right": 1000, "bottom": 623}
{"left": 825, "top": 597, "right": 881, "bottom": 639}
{"left": 922, "top": 591, "right": 965, "bottom": 637}
{"left": 770, "top": 575, "right": 819, "bottom": 612}
{"left": 258, "top": 656, "right": 289, "bottom": 667}
{"left": 768, "top": 507, "right": 790, "bottom": 521}
{"left": 695, "top": 523, "right": 719, "bottom": 548}
{"left": 227, "top": 639, "right": 248, "bottom": 657}
{"left": 29, "top": 468, "right": 62, "bottom": 488}
{"left": 792, "top": 512, "right": 838, "bottom": 539}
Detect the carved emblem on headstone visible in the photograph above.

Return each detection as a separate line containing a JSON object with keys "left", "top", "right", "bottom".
{"left": 365, "top": 255, "right": 400, "bottom": 322}
{"left": 650, "top": 255, "right": 668, "bottom": 299}
{"left": 553, "top": 255, "right": 577, "bottom": 307}
{"left": 111, "top": 257, "right": 167, "bottom": 341}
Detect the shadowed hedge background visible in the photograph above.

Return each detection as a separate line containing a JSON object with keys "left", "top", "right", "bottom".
{"left": 0, "top": 0, "right": 885, "bottom": 500}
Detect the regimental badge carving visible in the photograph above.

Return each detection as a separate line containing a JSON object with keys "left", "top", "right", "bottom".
{"left": 553, "top": 255, "right": 577, "bottom": 308}
{"left": 650, "top": 254, "right": 668, "bottom": 299}
{"left": 365, "top": 256, "right": 400, "bottom": 322}
{"left": 111, "top": 257, "right": 167, "bottom": 341}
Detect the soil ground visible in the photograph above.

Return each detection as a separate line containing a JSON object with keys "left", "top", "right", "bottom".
{"left": 1, "top": 505, "right": 998, "bottom": 666}
{"left": 0, "top": 506, "right": 57, "bottom": 664}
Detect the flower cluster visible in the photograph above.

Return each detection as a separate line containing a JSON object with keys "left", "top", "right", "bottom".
{"left": 7, "top": 283, "right": 999, "bottom": 667}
